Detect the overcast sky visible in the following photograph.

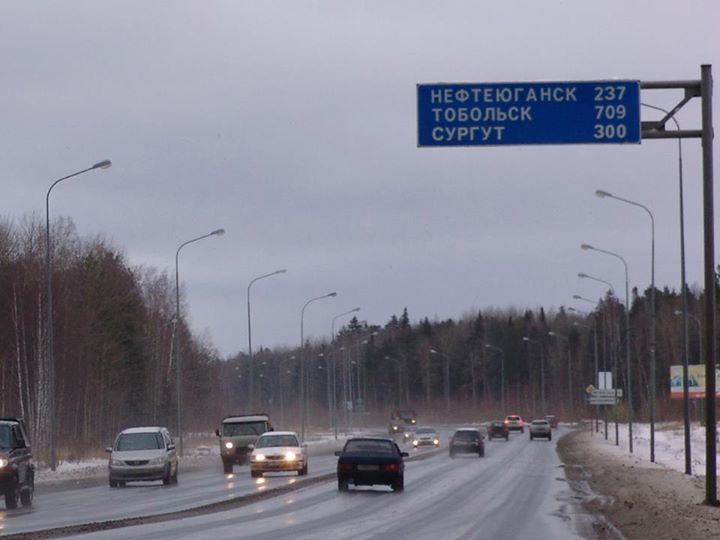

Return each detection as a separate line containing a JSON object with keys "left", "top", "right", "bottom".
{"left": 3, "top": 1, "right": 718, "bottom": 357}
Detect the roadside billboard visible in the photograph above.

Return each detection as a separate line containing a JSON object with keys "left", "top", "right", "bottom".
{"left": 669, "top": 365, "right": 720, "bottom": 398}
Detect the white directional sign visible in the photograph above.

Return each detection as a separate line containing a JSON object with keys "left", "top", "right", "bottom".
{"left": 592, "top": 389, "right": 623, "bottom": 398}
{"left": 589, "top": 396, "right": 620, "bottom": 405}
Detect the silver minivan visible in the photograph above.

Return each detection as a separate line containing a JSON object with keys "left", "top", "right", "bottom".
{"left": 107, "top": 426, "right": 178, "bottom": 487}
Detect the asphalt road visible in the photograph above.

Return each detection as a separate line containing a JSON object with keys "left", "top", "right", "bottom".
{"left": 1, "top": 427, "right": 592, "bottom": 539}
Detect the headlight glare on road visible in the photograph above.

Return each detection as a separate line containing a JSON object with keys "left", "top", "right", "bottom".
{"left": 254, "top": 453, "right": 266, "bottom": 462}
{"left": 284, "top": 452, "right": 297, "bottom": 461}
{"left": 225, "top": 441, "right": 234, "bottom": 449}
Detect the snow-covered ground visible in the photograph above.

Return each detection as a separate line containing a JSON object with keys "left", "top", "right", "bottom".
{"left": 583, "top": 420, "right": 718, "bottom": 475}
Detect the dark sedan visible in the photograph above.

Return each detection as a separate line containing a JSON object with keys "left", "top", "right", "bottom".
{"left": 449, "top": 428, "right": 485, "bottom": 458}
{"left": 335, "top": 437, "right": 408, "bottom": 492}
{"left": 487, "top": 421, "right": 509, "bottom": 441}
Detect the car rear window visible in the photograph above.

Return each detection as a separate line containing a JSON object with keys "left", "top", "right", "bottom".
{"left": 453, "top": 431, "right": 479, "bottom": 441}
{"left": 344, "top": 439, "right": 395, "bottom": 454}
{"left": 532, "top": 420, "right": 549, "bottom": 426}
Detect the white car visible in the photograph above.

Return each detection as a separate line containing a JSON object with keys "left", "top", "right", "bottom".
{"left": 107, "top": 426, "right": 178, "bottom": 487}
{"left": 250, "top": 431, "right": 308, "bottom": 478}
{"left": 528, "top": 419, "right": 552, "bottom": 441}
{"left": 411, "top": 427, "right": 440, "bottom": 448}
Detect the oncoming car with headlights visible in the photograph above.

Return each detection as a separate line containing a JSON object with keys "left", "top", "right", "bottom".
{"left": 411, "top": 427, "right": 440, "bottom": 448}
{"left": 216, "top": 414, "right": 273, "bottom": 473}
{"left": 107, "top": 426, "right": 178, "bottom": 487}
{"left": 250, "top": 431, "right": 307, "bottom": 478}
{"left": 0, "top": 417, "right": 34, "bottom": 509}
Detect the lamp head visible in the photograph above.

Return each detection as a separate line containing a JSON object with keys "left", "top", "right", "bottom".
{"left": 572, "top": 295, "right": 582, "bottom": 300}
{"left": 327, "top": 292, "right": 337, "bottom": 297}
{"left": 595, "top": 189, "right": 612, "bottom": 198}
{"left": 352, "top": 307, "right": 361, "bottom": 313}
{"left": 522, "top": 337, "right": 530, "bottom": 342}
{"left": 581, "top": 243, "right": 594, "bottom": 251}
{"left": 430, "top": 349, "right": 438, "bottom": 354}
{"left": 93, "top": 159, "right": 112, "bottom": 170}
{"left": 276, "top": 269, "right": 287, "bottom": 274}
{"left": 548, "top": 331, "right": 557, "bottom": 337}
{"left": 211, "top": 228, "right": 225, "bottom": 237}
{"left": 673, "top": 309, "right": 682, "bottom": 316}
{"left": 578, "top": 273, "right": 588, "bottom": 278}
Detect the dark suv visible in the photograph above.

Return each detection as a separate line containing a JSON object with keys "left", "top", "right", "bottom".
{"left": 449, "top": 428, "right": 485, "bottom": 458}
{"left": 487, "top": 420, "right": 509, "bottom": 441}
{"left": 388, "top": 409, "right": 417, "bottom": 434}
{"left": 0, "top": 417, "right": 34, "bottom": 509}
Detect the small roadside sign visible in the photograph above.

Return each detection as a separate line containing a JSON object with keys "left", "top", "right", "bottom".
{"left": 592, "top": 389, "right": 623, "bottom": 398}
{"left": 588, "top": 396, "right": 620, "bottom": 405}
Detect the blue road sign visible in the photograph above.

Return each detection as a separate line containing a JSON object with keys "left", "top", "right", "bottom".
{"left": 417, "top": 81, "right": 640, "bottom": 147}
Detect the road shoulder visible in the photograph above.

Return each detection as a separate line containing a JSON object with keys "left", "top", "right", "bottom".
{"left": 557, "top": 428, "right": 719, "bottom": 540}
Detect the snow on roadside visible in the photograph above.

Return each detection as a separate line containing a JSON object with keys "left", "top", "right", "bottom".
{"left": 586, "top": 420, "right": 719, "bottom": 475}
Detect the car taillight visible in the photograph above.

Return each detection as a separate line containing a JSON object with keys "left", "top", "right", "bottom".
{"left": 384, "top": 463, "right": 400, "bottom": 472}
{"left": 338, "top": 463, "right": 352, "bottom": 471}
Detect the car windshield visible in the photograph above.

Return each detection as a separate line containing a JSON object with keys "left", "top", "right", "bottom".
{"left": 223, "top": 422, "right": 266, "bottom": 436}
{"left": 255, "top": 434, "right": 299, "bottom": 448}
{"left": 416, "top": 428, "right": 436, "bottom": 434}
{"left": 344, "top": 440, "right": 395, "bottom": 454}
{"left": 398, "top": 410, "right": 416, "bottom": 419}
{"left": 533, "top": 421, "right": 549, "bottom": 426}
{"left": 454, "top": 431, "right": 478, "bottom": 441}
{"left": 116, "top": 432, "right": 163, "bottom": 451}
{"left": 0, "top": 425, "right": 11, "bottom": 449}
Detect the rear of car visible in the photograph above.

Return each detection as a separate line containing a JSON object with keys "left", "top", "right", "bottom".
{"left": 529, "top": 420, "right": 552, "bottom": 440}
{"left": 107, "top": 427, "right": 178, "bottom": 487}
{"left": 0, "top": 418, "right": 34, "bottom": 509}
{"left": 504, "top": 414, "right": 525, "bottom": 432}
{"left": 487, "top": 421, "right": 509, "bottom": 441}
{"left": 449, "top": 428, "right": 485, "bottom": 458}
{"left": 250, "top": 431, "right": 307, "bottom": 477}
{"left": 335, "top": 438, "right": 407, "bottom": 492}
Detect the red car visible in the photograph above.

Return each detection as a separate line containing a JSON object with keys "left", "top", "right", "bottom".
{"left": 504, "top": 414, "right": 525, "bottom": 433}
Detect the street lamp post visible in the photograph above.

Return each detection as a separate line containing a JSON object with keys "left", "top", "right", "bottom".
{"left": 674, "top": 308, "right": 701, "bottom": 475}
{"left": 596, "top": 189, "right": 657, "bottom": 462}
{"left": 175, "top": 228, "right": 225, "bottom": 456}
{"left": 484, "top": 344, "right": 506, "bottom": 412}
{"left": 582, "top": 242, "right": 633, "bottom": 453}
{"left": 522, "top": 337, "right": 545, "bottom": 413}
{"left": 331, "top": 308, "right": 360, "bottom": 438}
{"left": 429, "top": 349, "right": 451, "bottom": 413}
{"left": 548, "top": 331, "right": 574, "bottom": 419}
{"left": 46, "top": 159, "right": 112, "bottom": 471}
{"left": 578, "top": 272, "right": 616, "bottom": 296}
{"left": 247, "top": 269, "right": 287, "bottom": 409}
{"left": 300, "top": 292, "right": 337, "bottom": 441}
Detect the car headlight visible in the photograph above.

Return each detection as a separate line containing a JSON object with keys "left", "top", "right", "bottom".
{"left": 411, "top": 419, "right": 416, "bottom": 424}
{"left": 253, "top": 453, "right": 266, "bottom": 462}
{"left": 111, "top": 459, "right": 124, "bottom": 466}
{"left": 433, "top": 439, "right": 439, "bottom": 445}
{"left": 0, "top": 458, "right": 8, "bottom": 468}
{"left": 225, "top": 441, "right": 234, "bottom": 449}
{"left": 149, "top": 457, "right": 166, "bottom": 465}
{"left": 412, "top": 440, "right": 419, "bottom": 446}
{"left": 284, "top": 452, "right": 297, "bottom": 461}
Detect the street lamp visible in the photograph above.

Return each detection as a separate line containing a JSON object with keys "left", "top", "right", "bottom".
{"left": 596, "top": 189, "right": 657, "bottom": 462}
{"left": 429, "top": 348, "right": 451, "bottom": 413}
{"left": 522, "top": 337, "right": 545, "bottom": 413}
{"left": 578, "top": 272, "right": 616, "bottom": 295}
{"left": 581, "top": 242, "right": 633, "bottom": 453}
{"left": 46, "top": 159, "right": 112, "bottom": 471}
{"left": 175, "top": 228, "right": 225, "bottom": 456}
{"left": 300, "top": 292, "right": 337, "bottom": 441}
{"left": 247, "top": 269, "right": 287, "bottom": 408}
{"left": 330, "top": 308, "right": 360, "bottom": 438}
{"left": 548, "top": 331, "right": 574, "bottom": 418}
{"left": 484, "top": 344, "right": 506, "bottom": 412}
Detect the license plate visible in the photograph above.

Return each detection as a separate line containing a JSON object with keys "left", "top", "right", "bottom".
{"left": 356, "top": 464, "right": 379, "bottom": 471}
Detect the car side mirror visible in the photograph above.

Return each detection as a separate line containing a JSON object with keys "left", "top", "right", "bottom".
{"left": 105, "top": 447, "right": 113, "bottom": 453}
{"left": 215, "top": 429, "right": 221, "bottom": 437}
{"left": 301, "top": 443, "right": 308, "bottom": 448}
{"left": 168, "top": 444, "right": 176, "bottom": 451}
{"left": 334, "top": 451, "right": 342, "bottom": 457}
{"left": 248, "top": 444, "right": 255, "bottom": 450}
{"left": 400, "top": 452, "right": 409, "bottom": 457}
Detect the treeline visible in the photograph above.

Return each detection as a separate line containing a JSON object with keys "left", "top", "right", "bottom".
{"left": 0, "top": 216, "right": 713, "bottom": 462}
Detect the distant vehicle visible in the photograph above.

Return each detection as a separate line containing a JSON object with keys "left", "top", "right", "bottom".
{"left": 529, "top": 419, "right": 552, "bottom": 441}
{"left": 544, "top": 415, "right": 558, "bottom": 429}
{"left": 335, "top": 437, "right": 408, "bottom": 492}
{"left": 402, "top": 425, "right": 417, "bottom": 444}
{"left": 448, "top": 428, "right": 485, "bottom": 458}
{"left": 487, "top": 420, "right": 509, "bottom": 441}
{"left": 107, "top": 426, "right": 178, "bottom": 487}
{"left": 0, "top": 417, "right": 34, "bottom": 509}
{"left": 216, "top": 413, "right": 273, "bottom": 473}
{"left": 389, "top": 409, "right": 417, "bottom": 434}
{"left": 504, "top": 414, "right": 525, "bottom": 433}
{"left": 411, "top": 427, "right": 440, "bottom": 448}
{"left": 249, "top": 431, "right": 307, "bottom": 478}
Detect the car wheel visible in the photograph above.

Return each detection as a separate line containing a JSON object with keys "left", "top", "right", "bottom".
{"left": 223, "top": 461, "right": 233, "bottom": 474}
{"left": 479, "top": 448, "right": 485, "bottom": 458}
{"left": 109, "top": 478, "right": 118, "bottom": 488}
{"left": 172, "top": 465, "right": 179, "bottom": 484}
{"left": 4, "top": 482, "right": 19, "bottom": 509}
{"left": 548, "top": 434, "right": 552, "bottom": 441}
{"left": 299, "top": 463, "right": 308, "bottom": 476}
{"left": 162, "top": 466, "right": 172, "bottom": 485}
{"left": 338, "top": 479, "right": 349, "bottom": 492}
{"left": 119, "top": 481, "right": 127, "bottom": 487}
{"left": 392, "top": 475, "right": 404, "bottom": 492}
{"left": 505, "top": 434, "right": 509, "bottom": 441}
{"left": 521, "top": 427, "right": 524, "bottom": 433}
{"left": 530, "top": 434, "right": 533, "bottom": 440}
{"left": 251, "top": 470, "right": 262, "bottom": 478}
{"left": 20, "top": 486, "right": 33, "bottom": 507}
